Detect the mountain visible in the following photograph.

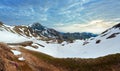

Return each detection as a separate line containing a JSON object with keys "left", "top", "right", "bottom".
{"left": 0, "top": 22, "right": 120, "bottom": 71}
{"left": 86, "top": 23, "right": 120, "bottom": 45}
{"left": 0, "top": 21, "right": 119, "bottom": 57}
{"left": 4, "top": 22, "right": 117, "bottom": 58}
{"left": 29, "top": 22, "right": 97, "bottom": 42}
{"left": 61, "top": 32, "right": 97, "bottom": 42}
{"left": 19, "top": 23, "right": 120, "bottom": 58}
{"left": 29, "top": 22, "right": 63, "bottom": 42}
{"left": 0, "top": 22, "right": 97, "bottom": 43}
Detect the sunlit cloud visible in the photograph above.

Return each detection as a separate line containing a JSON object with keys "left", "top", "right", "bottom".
{"left": 0, "top": 0, "right": 119, "bottom": 33}
{"left": 54, "top": 20, "right": 117, "bottom": 34}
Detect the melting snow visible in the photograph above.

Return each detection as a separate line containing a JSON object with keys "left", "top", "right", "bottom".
{"left": 11, "top": 50, "right": 21, "bottom": 55}
{"left": 18, "top": 57, "right": 25, "bottom": 61}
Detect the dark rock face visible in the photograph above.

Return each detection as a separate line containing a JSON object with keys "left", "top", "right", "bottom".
{"left": 30, "top": 23, "right": 45, "bottom": 31}
{"left": 113, "top": 23, "right": 120, "bottom": 28}
{"left": 0, "top": 22, "right": 4, "bottom": 26}
{"left": 96, "top": 40, "right": 101, "bottom": 44}
{"left": 101, "top": 23, "right": 120, "bottom": 35}
{"left": 101, "top": 30, "right": 109, "bottom": 34}
{"left": 107, "top": 33, "right": 120, "bottom": 39}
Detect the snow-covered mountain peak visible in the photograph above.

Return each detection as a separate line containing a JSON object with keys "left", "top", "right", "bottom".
{"left": 29, "top": 22, "right": 45, "bottom": 31}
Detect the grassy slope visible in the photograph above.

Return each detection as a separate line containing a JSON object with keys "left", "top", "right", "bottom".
{"left": 20, "top": 47, "right": 120, "bottom": 71}
{"left": 0, "top": 42, "right": 33, "bottom": 71}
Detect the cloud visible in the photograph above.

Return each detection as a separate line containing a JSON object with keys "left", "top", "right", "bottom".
{"left": 60, "top": 0, "right": 90, "bottom": 11}
{"left": 0, "top": 0, "right": 119, "bottom": 27}
{"left": 0, "top": 0, "right": 51, "bottom": 25}
{"left": 54, "top": 23, "right": 65, "bottom": 26}
{"left": 62, "top": 2, "right": 82, "bottom": 11}
{"left": 113, "top": 18, "right": 120, "bottom": 21}
{"left": 82, "top": 0, "right": 120, "bottom": 21}
{"left": 53, "top": 20, "right": 117, "bottom": 34}
{"left": 57, "top": 0, "right": 93, "bottom": 24}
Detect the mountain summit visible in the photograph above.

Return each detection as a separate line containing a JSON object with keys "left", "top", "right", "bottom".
{"left": 0, "top": 22, "right": 120, "bottom": 71}
{"left": 30, "top": 22, "right": 45, "bottom": 31}
{"left": 28, "top": 22, "right": 97, "bottom": 42}
{"left": 0, "top": 22, "right": 97, "bottom": 43}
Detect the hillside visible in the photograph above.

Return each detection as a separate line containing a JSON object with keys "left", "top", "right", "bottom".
{"left": 0, "top": 22, "right": 120, "bottom": 58}
{"left": 0, "top": 42, "right": 120, "bottom": 71}
{"left": 21, "top": 48, "right": 120, "bottom": 71}
{"left": 0, "top": 22, "right": 120, "bottom": 71}
{"left": 0, "top": 42, "right": 32, "bottom": 71}
{"left": 0, "top": 22, "right": 97, "bottom": 43}
{"left": 20, "top": 23, "right": 120, "bottom": 58}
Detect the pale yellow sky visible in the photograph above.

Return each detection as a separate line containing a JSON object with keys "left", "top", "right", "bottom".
{"left": 54, "top": 20, "right": 117, "bottom": 34}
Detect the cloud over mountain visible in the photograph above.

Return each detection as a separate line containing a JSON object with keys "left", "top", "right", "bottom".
{"left": 54, "top": 20, "right": 117, "bottom": 33}
{"left": 0, "top": 0, "right": 120, "bottom": 33}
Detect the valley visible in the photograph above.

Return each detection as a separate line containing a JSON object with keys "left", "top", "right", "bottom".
{"left": 0, "top": 22, "right": 120, "bottom": 71}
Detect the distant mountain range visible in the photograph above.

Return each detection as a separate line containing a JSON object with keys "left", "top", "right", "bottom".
{"left": 0, "top": 22, "right": 97, "bottom": 43}
{"left": 29, "top": 22, "right": 97, "bottom": 42}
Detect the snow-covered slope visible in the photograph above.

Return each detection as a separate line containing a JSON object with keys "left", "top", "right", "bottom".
{"left": 24, "top": 23, "right": 120, "bottom": 58}
{"left": 0, "top": 23, "right": 30, "bottom": 43}
{"left": 0, "top": 30, "right": 29, "bottom": 43}
{"left": 0, "top": 22, "right": 120, "bottom": 58}
{"left": 0, "top": 22, "right": 97, "bottom": 43}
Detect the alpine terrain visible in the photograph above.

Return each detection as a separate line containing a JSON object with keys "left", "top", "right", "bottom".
{"left": 0, "top": 22, "right": 120, "bottom": 71}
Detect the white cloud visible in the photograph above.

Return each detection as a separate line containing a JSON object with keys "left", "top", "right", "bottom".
{"left": 60, "top": 0, "right": 90, "bottom": 11}
{"left": 59, "top": 1, "right": 83, "bottom": 15}
{"left": 57, "top": 0, "right": 91, "bottom": 23}
{"left": 64, "top": 2, "right": 82, "bottom": 10}
{"left": 54, "top": 20, "right": 117, "bottom": 34}
{"left": 54, "top": 23, "right": 65, "bottom": 26}
{"left": 113, "top": 18, "right": 120, "bottom": 21}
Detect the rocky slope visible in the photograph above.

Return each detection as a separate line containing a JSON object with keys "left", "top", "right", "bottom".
{"left": 0, "top": 22, "right": 120, "bottom": 71}
{"left": 85, "top": 23, "right": 120, "bottom": 45}
{"left": 0, "top": 22, "right": 97, "bottom": 43}
{"left": 29, "top": 22, "right": 97, "bottom": 42}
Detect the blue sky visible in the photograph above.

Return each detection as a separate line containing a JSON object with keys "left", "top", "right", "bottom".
{"left": 0, "top": 0, "right": 120, "bottom": 33}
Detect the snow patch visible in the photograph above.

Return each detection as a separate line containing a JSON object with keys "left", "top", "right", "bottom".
{"left": 11, "top": 50, "right": 21, "bottom": 55}
{"left": 18, "top": 57, "right": 25, "bottom": 61}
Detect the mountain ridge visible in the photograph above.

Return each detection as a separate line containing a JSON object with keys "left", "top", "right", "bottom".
{"left": 0, "top": 22, "right": 97, "bottom": 43}
{"left": 0, "top": 22, "right": 120, "bottom": 71}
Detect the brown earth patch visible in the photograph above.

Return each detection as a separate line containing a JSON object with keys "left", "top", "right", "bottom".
{"left": 0, "top": 42, "right": 33, "bottom": 71}
{"left": 20, "top": 48, "right": 66, "bottom": 71}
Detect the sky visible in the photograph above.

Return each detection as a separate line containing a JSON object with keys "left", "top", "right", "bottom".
{"left": 0, "top": 0, "right": 120, "bottom": 33}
